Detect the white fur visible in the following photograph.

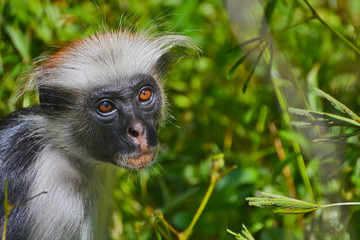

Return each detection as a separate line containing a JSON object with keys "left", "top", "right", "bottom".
{"left": 32, "top": 31, "right": 194, "bottom": 92}
{"left": 26, "top": 143, "right": 116, "bottom": 240}
{"left": 27, "top": 147, "right": 93, "bottom": 239}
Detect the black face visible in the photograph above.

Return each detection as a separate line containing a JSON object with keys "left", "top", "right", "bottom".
{"left": 79, "top": 74, "right": 162, "bottom": 169}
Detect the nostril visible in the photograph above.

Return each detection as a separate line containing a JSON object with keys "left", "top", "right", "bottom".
{"left": 127, "top": 126, "right": 139, "bottom": 138}
{"left": 127, "top": 122, "right": 144, "bottom": 139}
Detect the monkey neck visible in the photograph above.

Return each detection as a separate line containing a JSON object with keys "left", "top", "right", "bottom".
{"left": 26, "top": 145, "right": 116, "bottom": 240}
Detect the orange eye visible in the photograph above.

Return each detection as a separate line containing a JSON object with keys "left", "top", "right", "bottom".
{"left": 98, "top": 101, "right": 114, "bottom": 113}
{"left": 139, "top": 89, "right": 152, "bottom": 101}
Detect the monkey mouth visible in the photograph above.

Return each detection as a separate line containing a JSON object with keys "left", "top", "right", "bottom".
{"left": 114, "top": 150, "right": 157, "bottom": 169}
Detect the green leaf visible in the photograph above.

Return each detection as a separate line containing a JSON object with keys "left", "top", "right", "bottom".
{"left": 4, "top": 25, "right": 30, "bottom": 62}
{"left": 273, "top": 208, "right": 319, "bottom": 214}
{"left": 246, "top": 192, "right": 321, "bottom": 215}
{"left": 313, "top": 87, "right": 360, "bottom": 122}
{"left": 288, "top": 107, "right": 360, "bottom": 128}
{"left": 290, "top": 121, "right": 312, "bottom": 128}
{"left": 243, "top": 43, "right": 267, "bottom": 93}
{"left": 227, "top": 224, "right": 255, "bottom": 240}
{"left": 313, "top": 131, "right": 360, "bottom": 142}
{"left": 230, "top": 35, "right": 267, "bottom": 50}
{"left": 227, "top": 41, "right": 263, "bottom": 80}
{"left": 227, "top": 54, "right": 248, "bottom": 80}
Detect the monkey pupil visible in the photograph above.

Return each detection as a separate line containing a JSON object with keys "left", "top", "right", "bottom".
{"left": 99, "top": 101, "right": 112, "bottom": 112}
{"left": 140, "top": 90, "right": 151, "bottom": 101}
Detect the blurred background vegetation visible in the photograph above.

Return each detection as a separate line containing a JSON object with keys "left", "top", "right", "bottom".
{"left": 2, "top": 0, "right": 360, "bottom": 239}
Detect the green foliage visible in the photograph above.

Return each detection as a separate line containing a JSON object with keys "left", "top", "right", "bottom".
{"left": 290, "top": 87, "right": 360, "bottom": 142}
{"left": 2, "top": 0, "right": 360, "bottom": 239}
{"left": 247, "top": 192, "right": 321, "bottom": 215}
{"left": 247, "top": 191, "right": 360, "bottom": 215}
{"left": 227, "top": 225, "right": 255, "bottom": 240}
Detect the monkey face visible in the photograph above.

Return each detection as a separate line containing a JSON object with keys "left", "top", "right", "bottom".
{"left": 72, "top": 74, "right": 163, "bottom": 169}
{"left": 33, "top": 31, "right": 196, "bottom": 170}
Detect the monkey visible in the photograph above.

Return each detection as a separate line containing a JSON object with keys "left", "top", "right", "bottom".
{"left": 0, "top": 29, "right": 194, "bottom": 240}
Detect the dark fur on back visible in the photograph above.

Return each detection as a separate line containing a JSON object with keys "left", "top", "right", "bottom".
{"left": 0, "top": 108, "right": 43, "bottom": 239}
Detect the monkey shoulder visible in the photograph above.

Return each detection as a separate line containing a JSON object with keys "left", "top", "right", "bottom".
{"left": 0, "top": 106, "right": 44, "bottom": 178}
{"left": 0, "top": 106, "right": 43, "bottom": 163}
{"left": 0, "top": 107, "right": 44, "bottom": 239}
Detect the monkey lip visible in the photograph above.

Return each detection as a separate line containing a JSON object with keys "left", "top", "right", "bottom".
{"left": 115, "top": 151, "right": 157, "bottom": 169}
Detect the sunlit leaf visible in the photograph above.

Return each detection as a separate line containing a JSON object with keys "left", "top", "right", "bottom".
{"left": 313, "top": 131, "right": 360, "bottom": 142}
{"left": 243, "top": 43, "right": 267, "bottom": 93}
{"left": 288, "top": 107, "right": 360, "bottom": 128}
{"left": 227, "top": 224, "right": 255, "bottom": 240}
{"left": 4, "top": 25, "right": 30, "bottom": 62}
{"left": 313, "top": 87, "right": 360, "bottom": 122}
{"left": 246, "top": 192, "right": 321, "bottom": 214}
{"left": 227, "top": 41, "right": 264, "bottom": 80}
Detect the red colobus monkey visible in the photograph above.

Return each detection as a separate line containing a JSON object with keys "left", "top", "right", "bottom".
{"left": 0, "top": 29, "right": 194, "bottom": 239}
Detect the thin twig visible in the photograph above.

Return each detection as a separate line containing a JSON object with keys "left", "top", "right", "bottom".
{"left": 2, "top": 179, "right": 9, "bottom": 240}
{"left": 157, "top": 212, "right": 181, "bottom": 237}
{"left": 303, "top": 0, "right": 360, "bottom": 55}
{"left": 179, "top": 163, "right": 237, "bottom": 240}
{"left": 12, "top": 191, "right": 48, "bottom": 209}
{"left": 155, "top": 156, "right": 237, "bottom": 240}
{"left": 323, "top": 202, "right": 360, "bottom": 208}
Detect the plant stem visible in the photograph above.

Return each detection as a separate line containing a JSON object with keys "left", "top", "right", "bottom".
{"left": 179, "top": 179, "right": 216, "bottom": 240}
{"left": 179, "top": 164, "right": 237, "bottom": 240}
{"left": 2, "top": 179, "right": 11, "bottom": 240}
{"left": 271, "top": 73, "right": 315, "bottom": 202}
{"left": 155, "top": 156, "right": 237, "bottom": 240}
{"left": 303, "top": 0, "right": 360, "bottom": 55}
{"left": 157, "top": 212, "right": 181, "bottom": 236}
{"left": 323, "top": 202, "right": 360, "bottom": 208}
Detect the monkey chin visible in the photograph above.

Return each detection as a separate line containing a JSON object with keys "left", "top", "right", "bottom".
{"left": 114, "top": 151, "right": 157, "bottom": 170}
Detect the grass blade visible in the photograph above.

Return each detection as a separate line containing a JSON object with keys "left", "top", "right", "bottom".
{"left": 243, "top": 42, "right": 267, "bottom": 93}
{"left": 230, "top": 35, "right": 267, "bottom": 50}
{"left": 227, "top": 41, "right": 264, "bottom": 79}
{"left": 313, "top": 130, "right": 360, "bottom": 142}
{"left": 288, "top": 107, "right": 360, "bottom": 128}
{"left": 4, "top": 25, "right": 30, "bottom": 62}
{"left": 313, "top": 87, "right": 360, "bottom": 122}
{"left": 247, "top": 192, "right": 360, "bottom": 216}
{"left": 246, "top": 192, "right": 321, "bottom": 214}
{"left": 227, "top": 52, "right": 251, "bottom": 80}
{"left": 227, "top": 224, "right": 255, "bottom": 240}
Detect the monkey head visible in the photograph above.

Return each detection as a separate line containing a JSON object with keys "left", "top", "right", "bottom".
{"left": 32, "top": 31, "right": 194, "bottom": 169}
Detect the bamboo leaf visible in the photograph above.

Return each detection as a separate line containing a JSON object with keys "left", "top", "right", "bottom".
{"left": 227, "top": 53, "right": 250, "bottom": 80}
{"left": 313, "top": 87, "right": 360, "bottom": 122}
{"left": 291, "top": 120, "right": 356, "bottom": 128}
{"left": 288, "top": 107, "right": 360, "bottom": 128}
{"left": 243, "top": 43, "right": 267, "bottom": 93}
{"left": 227, "top": 42, "right": 263, "bottom": 80}
{"left": 230, "top": 35, "right": 267, "bottom": 51}
{"left": 313, "top": 131, "right": 360, "bottom": 142}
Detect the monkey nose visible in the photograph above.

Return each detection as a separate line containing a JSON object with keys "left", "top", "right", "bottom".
{"left": 127, "top": 122, "right": 149, "bottom": 152}
{"left": 127, "top": 122, "right": 145, "bottom": 138}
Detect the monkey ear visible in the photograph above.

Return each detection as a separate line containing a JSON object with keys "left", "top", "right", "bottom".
{"left": 154, "top": 52, "right": 176, "bottom": 76}
{"left": 153, "top": 38, "right": 199, "bottom": 76}
{"left": 38, "top": 86, "right": 74, "bottom": 114}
